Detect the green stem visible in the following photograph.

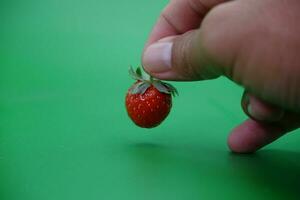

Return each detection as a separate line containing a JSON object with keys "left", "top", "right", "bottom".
{"left": 149, "top": 76, "right": 153, "bottom": 82}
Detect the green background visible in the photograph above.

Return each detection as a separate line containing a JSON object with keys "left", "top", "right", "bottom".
{"left": 1, "top": 0, "right": 300, "bottom": 199}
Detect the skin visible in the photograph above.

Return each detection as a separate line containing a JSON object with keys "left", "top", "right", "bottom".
{"left": 142, "top": 0, "right": 300, "bottom": 153}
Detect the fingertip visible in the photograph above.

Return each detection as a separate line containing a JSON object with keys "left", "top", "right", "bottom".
{"left": 227, "top": 124, "right": 257, "bottom": 154}
{"left": 142, "top": 39, "right": 174, "bottom": 75}
{"left": 227, "top": 119, "right": 285, "bottom": 153}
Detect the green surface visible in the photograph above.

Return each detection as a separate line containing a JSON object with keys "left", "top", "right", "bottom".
{"left": 1, "top": 0, "right": 300, "bottom": 199}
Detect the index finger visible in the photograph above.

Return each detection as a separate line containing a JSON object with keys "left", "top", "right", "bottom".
{"left": 145, "top": 0, "right": 229, "bottom": 47}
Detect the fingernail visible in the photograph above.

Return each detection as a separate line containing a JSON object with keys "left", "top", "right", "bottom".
{"left": 247, "top": 103, "right": 259, "bottom": 120}
{"left": 247, "top": 98, "right": 284, "bottom": 122}
{"left": 143, "top": 42, "right": 173, "bottom": 73}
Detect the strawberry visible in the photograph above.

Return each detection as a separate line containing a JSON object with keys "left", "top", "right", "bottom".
{"left": 125, "top": 67, "right": 178, "bottom": 128}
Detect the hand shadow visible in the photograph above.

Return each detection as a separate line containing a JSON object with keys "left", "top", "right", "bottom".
{"left": 129, "top": 142, "right": 300, "bottom": 199}
{"left": 229, "top": 149, "right": 300, "bottom": 199}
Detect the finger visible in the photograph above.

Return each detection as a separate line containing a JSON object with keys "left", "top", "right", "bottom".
{"left": 241, "top": 91, "right": 285, "bottom": 122}
{"left": 145, "top": 0, "right": 228, "bottom": 47}
{"left": 228, "top": 119, "right": 287, "bottom": 153}
{"left": 228, "top": 114, "right": 300, "bottom": 153}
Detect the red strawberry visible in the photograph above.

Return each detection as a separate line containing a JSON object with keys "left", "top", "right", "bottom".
{"left": 125, "top": 67, "right": 178, "bottom": 128}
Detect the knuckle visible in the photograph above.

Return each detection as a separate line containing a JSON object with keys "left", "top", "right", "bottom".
{"left": 200, "top": 5, "right": 229, "bottom": 51}
{"left": 172, "top": 31, "right": 199, "bottom": 79}
{"left": 200, "top": 4, "right": 237, "bottom": 61}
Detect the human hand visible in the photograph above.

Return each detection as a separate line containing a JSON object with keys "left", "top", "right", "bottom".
{"left": 142, "top": 0, "right": 300, "bottom": 153}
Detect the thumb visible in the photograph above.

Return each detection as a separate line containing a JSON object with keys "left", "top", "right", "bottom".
{"left": 142, "top": 30, "right": 221, "bottom": 81}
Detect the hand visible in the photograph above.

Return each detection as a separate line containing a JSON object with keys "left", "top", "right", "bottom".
{"left": 142, "top": 0, "right": 300, "bottom": 153}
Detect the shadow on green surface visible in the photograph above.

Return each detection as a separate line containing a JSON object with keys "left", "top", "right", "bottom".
{"left": 130, "top": 142, "right": 300, "bottom": 199}
{"left": 229, "top": 149, "right": 300, "bottom": 198}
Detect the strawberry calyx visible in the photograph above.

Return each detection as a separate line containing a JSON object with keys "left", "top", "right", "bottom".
{"left": 128, "top": 66, "right": 178, "bottom": 97}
